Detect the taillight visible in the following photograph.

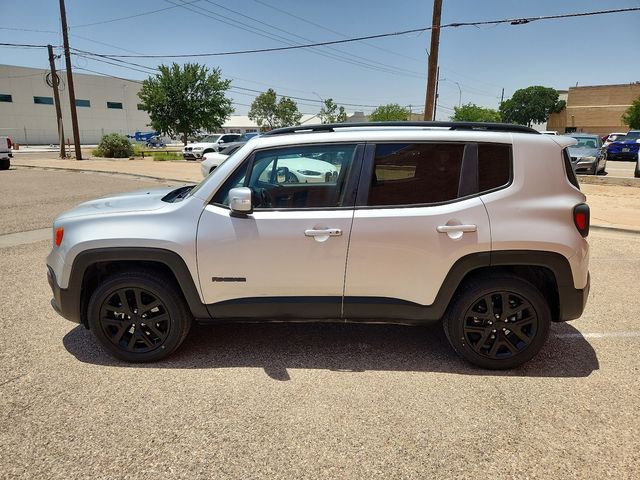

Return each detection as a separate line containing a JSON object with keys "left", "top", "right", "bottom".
{"left": 573, "top": 204, "right": 590, "bottom": 237}
{"left": 55, "top": 227, "right": 64, "bottom": 247}
{"left": 6, "top": 138, "right": 11, "bottom": 149}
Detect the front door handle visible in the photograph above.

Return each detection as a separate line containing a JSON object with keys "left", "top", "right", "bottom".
{"left": 304, "top": 228, "right": 342, "bottom": 237}
{"left": 436, "top": 224, "right": 477, "bottom": 233}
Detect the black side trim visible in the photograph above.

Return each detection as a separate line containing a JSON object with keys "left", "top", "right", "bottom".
{"left": 207, "top": 296, "right": 341, "bottom": 320}
{"left": 61, "top": 247, "right": 209, "bottom": 324}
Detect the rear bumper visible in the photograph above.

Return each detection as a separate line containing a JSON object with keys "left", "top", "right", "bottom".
{"left": 607, "top": 152, "right": 638, "bottom": 160}
{"left": 558, "top": 273, "right": 590, "bottom": 321}
{"left": 47, "top": 266, "right": 82, "bottom": 324}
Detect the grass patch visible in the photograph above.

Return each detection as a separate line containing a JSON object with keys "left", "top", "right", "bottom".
{"left": 152, "top": 151, "right": 182, "bottom": 161}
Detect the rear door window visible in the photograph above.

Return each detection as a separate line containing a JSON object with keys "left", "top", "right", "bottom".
{"left": 367, "top": 143, "right": 465, "bottom": 206}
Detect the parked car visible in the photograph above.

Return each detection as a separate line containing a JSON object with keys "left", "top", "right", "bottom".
{"left": 217, "top": 132, "right": 260, "bottom": 155}
{"left": 606, "top": 130, "right": 640, "bottom": 161}
{"left": 200, "top": 143, "right": 244, "bottom": 177}
{"left": 565, "top": 133, "right": 606, "bottom": 175}
{"left": 0, "top": 136, "right": 12, "bottom": 170}
{"left": 47, "top": 121, "right": 590, "bottom": 369}
{"left": 602, "top": 132, "right": 626, "bottom": 149}
{"left": 182, "top": 133, "right": 241, "bottom": 160}
{"left": 635, "top": 153, "right": 640, "bottom": 178}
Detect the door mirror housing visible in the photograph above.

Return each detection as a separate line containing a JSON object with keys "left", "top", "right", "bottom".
{"left": 228, "top": 187, "right": 253, "bottom": 215}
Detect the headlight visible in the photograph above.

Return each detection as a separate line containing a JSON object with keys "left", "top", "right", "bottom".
{"left": 578, "top": 156, "right": 596, "bottom": 163}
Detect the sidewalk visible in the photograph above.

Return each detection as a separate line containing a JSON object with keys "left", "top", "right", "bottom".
{"left": 10, "top": 155, "right": 640, "bottom": 233}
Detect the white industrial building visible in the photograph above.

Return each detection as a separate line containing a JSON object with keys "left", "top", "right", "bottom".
{"left": 0, "top": 64, "right": 320, "bottom": 145}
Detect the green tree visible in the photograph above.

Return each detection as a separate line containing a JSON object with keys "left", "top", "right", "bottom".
{"left": 622, "top": 96, "right": 640, "bottom": 129}
{"left": 319, "top": 98, "right": 347, "bottom": 123}
{"left": 248, "top": 88, "right": 302, "bottom": 129}
{"left": 451, "top": 103, "right": 501, "bottom": 122}
{"left": 369, "top": 103, "right": 409, "bottom": 121}
{"left": 499, "top": 86, "right": 565, "bottom": 127}
{"left": 138, "top": 63, "right": 233, "bottom": 146}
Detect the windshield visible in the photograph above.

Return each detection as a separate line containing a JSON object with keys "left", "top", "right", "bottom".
{"left": 625, "top": 131, "right": 640, "bottom": 141}
{"left": 202, "top": 134, "right": 221, "bottom": 143}
{"left": 570, "top": 136, "right": 599, "bottom": 149}
{"left": 238, "top": 132, "right": 258, "bottom": 142}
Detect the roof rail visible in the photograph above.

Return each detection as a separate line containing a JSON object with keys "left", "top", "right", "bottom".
{"left": 262, "top": 121, "right": 540, "bottom": 136}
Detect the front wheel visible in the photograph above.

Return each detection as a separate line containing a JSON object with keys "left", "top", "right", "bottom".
{"left": 87, "top": 271, "right": 192, "bottom": 362}
{"left": 444, "top": 276, "right": 551, "bottom": 369}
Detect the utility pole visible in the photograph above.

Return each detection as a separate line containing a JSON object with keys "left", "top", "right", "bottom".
{"left": 59, "top": 0, "right": 82, "bottom": 159}
{"left": 423, "top": 0, "right": 443, "bottom": 121}
{"left": 433, "top": 67, "right": 440, "bottom": 120}
{"left": 500, "top": 88, "right": 505, "bottom": 104}
{"left": 47, "top": 45, "right": 66, "bottom": 158}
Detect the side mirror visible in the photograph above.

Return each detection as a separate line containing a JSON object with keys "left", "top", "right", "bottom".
{"left": 229, "top": 187, "right": 253, "bottom": 216}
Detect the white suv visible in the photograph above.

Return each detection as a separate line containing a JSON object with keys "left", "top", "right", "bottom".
{"left": 182, "top": 133, "right": 241, "bottom": 160}
{"left": 47, "top": 122, "right": 590, "bottom": 369}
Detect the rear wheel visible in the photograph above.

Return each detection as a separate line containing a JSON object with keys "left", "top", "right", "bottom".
{"left": 444, "top": 276, "right": 551, "bottom": 369}
{"left": 0, "top": 158, "right": 9, "bottom": 170}
{"left": 87, "top": 271, "right": 192, "bottom": 362}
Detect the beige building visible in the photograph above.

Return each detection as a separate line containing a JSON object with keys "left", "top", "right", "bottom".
{"left": 547, "top": 83, "right": 640, "bottom": 136}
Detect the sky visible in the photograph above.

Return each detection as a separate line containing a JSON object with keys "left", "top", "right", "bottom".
{"left": 1, "top": 0, "right": 639, "bottom": 120}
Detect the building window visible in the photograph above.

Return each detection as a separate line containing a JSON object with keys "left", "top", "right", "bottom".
{"left": 107, "top": 101, "right": 123, "bottom": 109}
{"left": 136, "top": 103, "right": 145, "bottom": 110}
{"left": 0, "top": 94, "right": 12, "bottom": 103}
{"left": 34, "top": 96, "right": 54, "bottom": 105}
{"left": 75, "top": 99, "right": 90, "bottom": 107}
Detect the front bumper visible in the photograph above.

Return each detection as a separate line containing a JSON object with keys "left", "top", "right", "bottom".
{"left": 47, "top": 266, "right": 82, "bottom": 324}
{"left": 607, "top": 150, "right": 639, "bottom": 160}
{"left": 183, "top": 151, "right": 204, "bottom": 160}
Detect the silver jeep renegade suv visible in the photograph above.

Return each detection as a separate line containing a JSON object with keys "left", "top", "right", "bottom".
{"left": 47, "top": 122, "right": 590, "bottom": 369}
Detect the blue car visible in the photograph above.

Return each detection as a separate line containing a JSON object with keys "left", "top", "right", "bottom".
{"left": 606, "top": 130, "right": 640, "bottom": 160}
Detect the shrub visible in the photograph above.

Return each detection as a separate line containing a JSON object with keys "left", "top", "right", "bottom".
{"left": 95, "top": 133, "right": 134, "bottom": 158}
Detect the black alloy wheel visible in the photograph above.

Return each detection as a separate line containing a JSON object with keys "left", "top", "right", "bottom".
{"left": 444, "top": 276, "right": 551, "bottom": 369}
{"left": 461, "top": 291, "right": 539, "bottom": 360}
{"left": 98, "top": 287, "right": 170, "bottom": 354}
{"left": 87, "top": 271, "right": 192, "bottom": 362}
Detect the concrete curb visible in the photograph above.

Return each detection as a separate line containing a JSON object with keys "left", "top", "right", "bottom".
{"left": 11, "top": 163, "right": 193, "bottom": 184}
{"left": 578, "top": 175, "right": 640, "bottom": 188}
{"left": 590, "top": 225, "right": 640, "bottom": 235}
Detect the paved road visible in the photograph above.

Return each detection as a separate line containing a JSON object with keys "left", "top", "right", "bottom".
{"left": 603, "top": 159, "right": 636, "bottom": 178}
{"left": 1, "top": 170, "right": 639, "bottom": 479}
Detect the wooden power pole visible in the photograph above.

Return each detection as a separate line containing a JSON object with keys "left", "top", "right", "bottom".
{"left": 59, "top": 0, "right": 82, "bottom": 159}
{"left": 47, "top": 45, "right": 66, "bottom": 158}
{"left": 423, "top": 0, "right": 443, "bottom": 121}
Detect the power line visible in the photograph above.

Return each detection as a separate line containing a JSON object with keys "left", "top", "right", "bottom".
{"left": 69, "top": 0, "right": 202, "bottom": 28}
{"left": 166, "top": 0, "right": 423, "bottom": 80}
{"left": 0, "top": 42, "right": 50, "bottom": 48}
{"left": 91, "top": 7, "right": 640, "bottom": 58}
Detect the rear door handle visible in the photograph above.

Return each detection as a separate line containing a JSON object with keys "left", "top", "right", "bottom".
{"left": 436, "top": 224, "right": 477, "bottom": 233}
{"left": 304, "top": 228, "right": 342, "bottom": 237}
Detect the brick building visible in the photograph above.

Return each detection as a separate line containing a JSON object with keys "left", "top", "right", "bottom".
{"left": 547, "top": 83, "right": 640, "bottom": 136}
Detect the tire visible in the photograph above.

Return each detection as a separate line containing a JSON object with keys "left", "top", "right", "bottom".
{"left": 87, "top": 271, "right": 192, "bottom": 362}
{"left": 443, "top": 276, "right": 551, "bottom": 369}
{"left": 0, "top": 158, "right": 9, "bottom": 170}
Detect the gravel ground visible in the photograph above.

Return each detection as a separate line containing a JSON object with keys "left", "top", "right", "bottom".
{"left": 0, "top": 170, "right": 638, "bottom": 479}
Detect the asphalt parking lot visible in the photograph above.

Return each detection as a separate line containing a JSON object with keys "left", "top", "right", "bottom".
{"left": 1, "top": 168, "right": 639, "bottom": 479}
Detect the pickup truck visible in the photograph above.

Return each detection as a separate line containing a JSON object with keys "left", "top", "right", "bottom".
{"left": 0, "top": 136, "right": 12, "bottom": 170}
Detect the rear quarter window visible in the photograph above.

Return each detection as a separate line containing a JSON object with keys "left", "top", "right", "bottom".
{"left": 478, "top": 143, "right": 511, "bottom": 192}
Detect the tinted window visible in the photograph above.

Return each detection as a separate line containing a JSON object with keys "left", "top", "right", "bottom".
{"left": 75, "top": 99, "right": 90, "bottom": 107}
{"left": 0, "top": 94, "right": 12, "bottom": 102}
{"left": 34, "top": 96, "right": 53, "bottom": 105}
{"left": 107, "top": 102, "right": 123, "bottom": 109}
{"left": 478, "top": 143, "right": 511, "bottom": 192}
{"left": 368, "top": 143, "right": 464, "bottom": 206}
{"left": 213, "top": 144, "right": 357, "bottom": 209}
